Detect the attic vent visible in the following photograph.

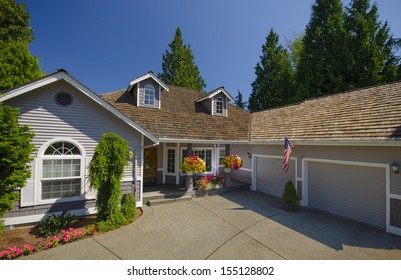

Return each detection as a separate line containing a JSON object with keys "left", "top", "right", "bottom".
{"left": 55, "top": 92, "right": 73, "bottom": 106}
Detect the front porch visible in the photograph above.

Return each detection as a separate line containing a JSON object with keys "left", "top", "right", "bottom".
{"left": 142, "top": 179, "right": 251, "bottom": 206}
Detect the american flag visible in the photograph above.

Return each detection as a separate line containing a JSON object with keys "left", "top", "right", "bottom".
{"left": 282, "top": 137, "right": 294, "bottom": 172}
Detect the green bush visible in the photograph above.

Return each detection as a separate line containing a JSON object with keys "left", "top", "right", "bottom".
{"left": 121, "top": 193, "right": 136, "bottom": 222}
{"left": 281, "top": 180, "right": 300, "bottom": 211}
{"left": 89, "top": 133, "right": 131, "bottom": 233}
{"left": 39, "top": 211, "right": 77, "bottom": 237}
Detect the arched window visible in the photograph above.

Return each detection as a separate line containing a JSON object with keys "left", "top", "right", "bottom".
{"left": 144, "top": 84, "right": 155, "bottom": 105}
{"left": 216, "top": 97, "right": 224, "bottom": 114}
{"left": 41, "top": 141, "right": 82, "bottom": 200}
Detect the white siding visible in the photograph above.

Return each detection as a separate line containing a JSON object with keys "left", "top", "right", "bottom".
{"left": 5, "top": 80, "right": 143, "bottom": 206}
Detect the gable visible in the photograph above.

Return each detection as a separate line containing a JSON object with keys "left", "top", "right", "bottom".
{"left": 196, "top": 87, "right": 234, "bottom": 117}
{"left": 0, "top": 69, "right": 159, "bottom": 144}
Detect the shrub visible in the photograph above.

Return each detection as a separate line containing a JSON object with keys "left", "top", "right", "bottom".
{"left": 39, "top": 211, "right": 77, "bottom": 237}
{"left": 281, "top": 180, "right": 300, "bottom": 211}
{"left": 89, "top": 132, "right": 131, "bottom": 232}
{"left": 0, "top": 103, "right": 35, "bottom": 233}
{"left": 120, "top": 193, "right": 136, "bottom": 222}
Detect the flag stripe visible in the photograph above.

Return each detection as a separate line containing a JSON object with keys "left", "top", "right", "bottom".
{"left": 283, "top": 137, "right": 294, "bottom": 172}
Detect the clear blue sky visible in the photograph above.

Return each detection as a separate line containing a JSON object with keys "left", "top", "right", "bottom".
{"left": 24, "top": 0, "right": 401, "bottom": 101}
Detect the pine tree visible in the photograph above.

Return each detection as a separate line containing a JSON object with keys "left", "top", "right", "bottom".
{"left": 0, "top": 0, "right": 44, "bottom": 92}
{"left": 248, "top": 29, "right": 294, "bottom": 112}
{"left": 296, "top": 0, "right": 348, "bottom": 99}
{"left": 158, "top": 27, "right": 206, "bottom": 91}
{"left": 234, "top": 90, "right": 247, "bottom": 109}
{"left": 344, "top": 0, "right": 400, "bottom": 88}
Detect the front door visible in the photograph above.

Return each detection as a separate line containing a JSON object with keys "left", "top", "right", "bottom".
{"left": 143, "top": 147, "right": 157, "bottom": 186}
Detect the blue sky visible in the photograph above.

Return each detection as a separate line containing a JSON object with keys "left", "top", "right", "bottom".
{"left": 24, "top": 0, "right": 401, "bottom": 101}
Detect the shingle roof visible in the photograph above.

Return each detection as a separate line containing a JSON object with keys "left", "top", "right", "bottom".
{"left": 250, "top": 80, "right": 401, "bottom": 143}
{"left": 101, "top": 86, "right": 250, "bottom": 142}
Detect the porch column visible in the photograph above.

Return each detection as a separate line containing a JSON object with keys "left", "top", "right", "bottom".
{"left": 187, "top": 143, "right": 193, "bottom": 156}
{"left": 225, "top": 144, "right": 231, "bottom": 156}
{"left": 176, "top": 142, "right": 180, "bottom": 185}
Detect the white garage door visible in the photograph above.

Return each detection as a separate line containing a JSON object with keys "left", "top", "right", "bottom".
{"left": 255, "top": 156, "right": 296, "bottom": 198}
{"left": 308, "top": 161, "right": 386, "bottom": 229}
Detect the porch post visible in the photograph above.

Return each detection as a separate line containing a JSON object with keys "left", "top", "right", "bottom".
{"left": 224, "top": 144, "right": 232, "bottom": 187}
{"left": 225, "top": 144, "right": 231, "bottom": 156}
{"left": 187, "top": 143, "right": 193, "bottom": 156}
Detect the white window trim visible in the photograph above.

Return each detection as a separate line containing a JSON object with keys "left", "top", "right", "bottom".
{"left": 211, "top": 96, "right": 228, "bottom": 117}
{"left": 215, "top": 97, "right": 224, "bottom": 115}
{"left": 165, "top": 147, "right": 177, "bottom": 175}
{"left": 144, "top": 84, "right": 155, "bottom": 106}
{"left": 180, "top": 147, "right": 214, "bottom": 175}
{"left": 218, "top": 147, "right": 226, "bottom": 167}
{"left": 35, "top": 138, "right": 86, "bottom": 205}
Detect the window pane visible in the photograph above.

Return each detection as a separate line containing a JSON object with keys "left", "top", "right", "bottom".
{"left": 206, "top": 150, "right": 212, "bottom": 172}
{"left": 41, "top": 179, "right": 81, "bottom": 200}
{"left": 167, "top": 149, "right": 175, "bottom": 173}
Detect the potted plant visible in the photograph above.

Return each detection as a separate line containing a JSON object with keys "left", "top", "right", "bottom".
{"left": 180, "top": 156, "right": 206, "bottom": 191}
{"left": 281, "top": 180, "right": 300, "bottom": 211}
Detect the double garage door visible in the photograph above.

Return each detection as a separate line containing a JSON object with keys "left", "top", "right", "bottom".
{"left": 255, "top": 156, "right": 387, "bottom": 229}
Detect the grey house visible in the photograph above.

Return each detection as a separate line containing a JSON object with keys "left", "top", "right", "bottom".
{"left": 1, "top": 69, "right": 401, "bottom": 237}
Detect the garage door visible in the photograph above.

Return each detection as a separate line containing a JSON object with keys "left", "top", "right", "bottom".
{"left": 255, "top": 156, "right": 296, "bottom": 198}
{"left": 308, "top": 161, "right": 386, "bottom": 229}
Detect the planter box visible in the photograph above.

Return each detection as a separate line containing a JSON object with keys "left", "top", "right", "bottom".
{"left": 195, "top": 188, "right": 220, "bottom": 197}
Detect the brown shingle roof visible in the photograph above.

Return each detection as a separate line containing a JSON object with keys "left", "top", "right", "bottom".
{"left": 101, "top": 85, "right": 250, "bottom": 142}
{"left": 250, "top": 81, "right": 401, "bottom": 142}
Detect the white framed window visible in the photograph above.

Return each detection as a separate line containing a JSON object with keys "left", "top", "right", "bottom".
{"left": 167, "top": 148, "right": 176, "bottom": 174}
{"left": 144, "top": 84, "right": 155, "bottom": 105}
{"left": 40, "top": 141, "right": 83, "bottom": 201}
{"left": 218, "top": 148, "right": 226, "bottom": 167}
{"left": 215, "top": 97, "right": 224, "bottom": 115}
{"left": 181, "top": 148, "right": 213, "bottom": 173}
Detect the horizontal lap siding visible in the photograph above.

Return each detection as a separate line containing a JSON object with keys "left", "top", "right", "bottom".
{"left": 6, "top": 80, "right": 142, "bottom": 173}
{"left": 4, "top": 80, "right": 143, "bottom": 220}
{"left": 255, "top": 157, "right": 296, "bottom": 198}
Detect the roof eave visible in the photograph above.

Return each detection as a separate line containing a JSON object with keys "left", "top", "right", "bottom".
{"left": 128, "top": 71, "right": 169, "bottom": 92}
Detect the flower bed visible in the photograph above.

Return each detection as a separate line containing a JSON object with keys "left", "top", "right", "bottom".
{"left": 195, "top": 175, "right": 224, "bottom": 191}
{"left": 0, "top": 225, "right": 96, "bottom": 260}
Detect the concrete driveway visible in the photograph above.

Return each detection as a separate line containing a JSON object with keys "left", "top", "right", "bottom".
{"left": 22, "top": 191, "right": 401, "bottom": 260}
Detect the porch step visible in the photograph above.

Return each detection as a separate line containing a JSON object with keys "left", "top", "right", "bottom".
{"left": 146, "top": 195, "right": 193, "bottom": 206}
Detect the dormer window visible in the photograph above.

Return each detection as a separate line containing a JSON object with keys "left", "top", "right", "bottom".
{"left": 195, "top": 86, "right": 234, "bottom": 117}
{"left": 144, "top": 84, "right": 155, "bottom": 105}
{"left": 127, "top": 71, "right": 169, "bottom": 109}
{"left": 216, "top": 97, "right": 224, "bottom": 115}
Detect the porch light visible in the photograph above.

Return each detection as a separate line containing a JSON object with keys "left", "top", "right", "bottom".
{"left": 391, "top": 162, "right": 399, "bottom": 174}
{"left": 247, "top": 152, "right": 251, "bottom": 158}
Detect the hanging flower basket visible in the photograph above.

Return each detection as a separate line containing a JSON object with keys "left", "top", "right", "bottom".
{"left": 181, "top": 156, "right": 206, "bottom": 191}
{"left": 221, "top": 154, "right": 243, "bottom": 170}
{"left": 181, "top": 156, "right": 206, "bottom": 173}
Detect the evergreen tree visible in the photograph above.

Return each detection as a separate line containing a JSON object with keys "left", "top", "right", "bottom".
{"left": 89, "top": 133, "right": 131, "bottom": 232}
{"left": 296, "top": 0, "right": 348, "bottom": 99}
{"left": 344, "top": 0, "right": 400, "bottom": 88}
{"left": 0, "top": 0, "right": 44, "bottom": 92}
{"left": 0, "top": 103, "right": 35, "bottom": 232}
{"left": 158, "top": 27, "right": 206, "bottom": 91}
{"left": 248, "top": 29, "right": 294, "bottom": 112}
{"left": 234, "top": 90, "right": 247, "bottom": 109}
